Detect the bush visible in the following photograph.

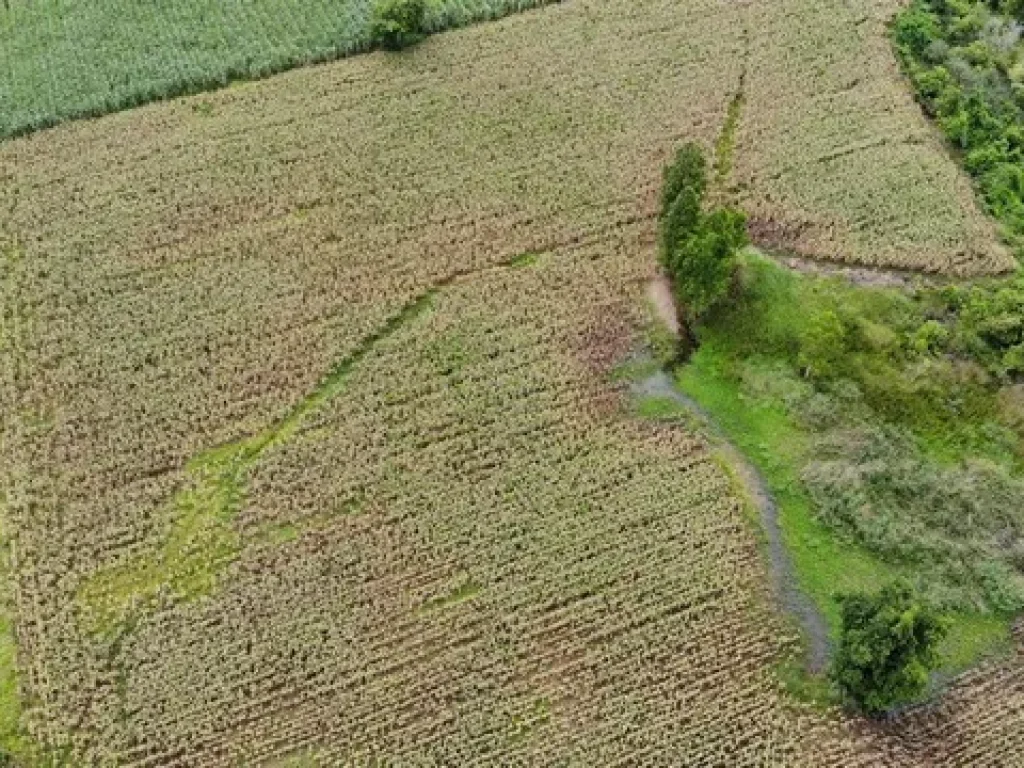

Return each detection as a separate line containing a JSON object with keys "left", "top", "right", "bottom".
{"left": 797, "top": 309, "right": 848, "bottom": 379}
{"left": 894, "top": 7, "right": 942, "bottom": 56}
{"left": 831, "top": 582, "right": 949, "bottom": 715}
{"left": 660, "top": 187, "right": 703, "bottom": 262}
{"left": 802, "top": 422, "right": 1024, "bottom": 612}
{"left": 370, "top": 0, "right": 428, "bottom": 50}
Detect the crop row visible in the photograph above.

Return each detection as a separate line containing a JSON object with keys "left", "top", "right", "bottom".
{"left": 0, "top": 0, "right": 1018, "bottom": 761}
{"left": 0, "top": 0, "right": 560, "bottom": 141}
{"left": 55, "top": 231, "right": 904, "bottom": 765}
{"left": 733, "top": 0, "right": 1012, "bottom": 275}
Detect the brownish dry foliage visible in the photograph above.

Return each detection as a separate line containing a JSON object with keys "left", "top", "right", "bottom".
{"left": 0, "top": 0, "right": 1019, "bottom": 763}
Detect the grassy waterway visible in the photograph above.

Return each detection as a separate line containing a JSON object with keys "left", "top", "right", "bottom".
{"left": 75, "top": 255, "right": 548, "bottom": 637}
{"left": 677, "top": 340, "right": 1012, "bottom": 676}
{"left": 636, "top": 251, "right": 1020, "bottom": 699}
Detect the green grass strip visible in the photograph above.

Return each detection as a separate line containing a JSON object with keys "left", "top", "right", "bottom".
{"left": 76, "top": 290, "right": 436, "bottom": 636}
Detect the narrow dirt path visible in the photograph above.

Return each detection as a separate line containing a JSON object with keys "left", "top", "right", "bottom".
{"left": 646, "top": 273, "right": 679, "bottom": 335}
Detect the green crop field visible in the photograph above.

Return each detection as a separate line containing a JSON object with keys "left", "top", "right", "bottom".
{"left": 0, "top": 0, "right": 554, "bottom": 140}
{"left": 0, "top": 0, "right": 1022, "bottom": 764}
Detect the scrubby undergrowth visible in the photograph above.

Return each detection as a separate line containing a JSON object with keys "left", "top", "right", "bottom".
{"left": 696, "top": 254, "right": 1024, "bottom": 615}
{"left": 894, "top": 0, "right": 1024, "bottom": 248}
{"left": 672, "top": 250, "right": 1023, "bottom": 681}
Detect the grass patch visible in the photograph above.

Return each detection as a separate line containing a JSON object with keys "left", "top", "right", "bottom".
{"left": 675, "top": 252, "right": 1021, "bottom": 673}
{"left": 775, "top": 658, "right": 839, "bottom": 710}
{"left": 418, "top": 578, "right": 481, "bottom": 615}
{"left": 77, "top": 290, "right": 437, "bottom": 637}
{"left": 713, "top": 86, "right": 745, "bottom": 193}
{"left": 506, "top": 251, "right": 543, "bottom": 269}
{"left": 677, "top": 344, "right": 898, "bottom": 634}
{"left": 634, "top": 395, "right": 690, "bottom": 422}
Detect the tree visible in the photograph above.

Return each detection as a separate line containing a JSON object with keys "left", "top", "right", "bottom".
{"left": 664, "top": 207, "right": 748, "bottom": 322}
{"left": 660, "top": 186, "right": 702, "bottom": 261}
{"left": 893, "top": 6, "right": 942, "bottom": 57}
{"left": 831, "top": 582, "right": 949, "bottom": 716}
{"left": 659, "top": 143, "right": 707, "bottom": 219}
{"left": 657, "top": 143, "right": 748, "bottom": 330}
{"left": 369, "top": 0, "right": 428, "bottom": 51}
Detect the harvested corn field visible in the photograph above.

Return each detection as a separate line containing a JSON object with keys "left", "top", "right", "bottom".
{"left": 884, "top": 627, "right": 1024, "bottom": 766}
{"left": 0, "top": 0, "right": 1021, "bottom": 763}
{"left": 733, "top": 0, "right": 1012, "bottom": 275}
{"left": 59, "top": 231, "right": 899, "bottom": 765}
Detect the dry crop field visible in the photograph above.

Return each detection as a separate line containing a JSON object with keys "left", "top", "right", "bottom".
{"left": 0, "top": 0, "right": 1021, "bottom": 764}
{"left": 0, "top": 0, "right": 559, "bottom": 140}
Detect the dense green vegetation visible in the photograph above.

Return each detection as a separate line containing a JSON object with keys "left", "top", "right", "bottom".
{"left": 370, "top": 0, "right": 428, "bottom": 49}
{"left": 832, "top": 582, "right": 948, "bottom": 715}
{"left": 657, "top": 143, "right": 748, "bottom": 327}
{"left": 670, "top": 249, "right": 1022, "bottom": 679}
{"left": 0, "top": 0, "right": 553, "bottom": 140}
{"left": 688, "top": 253, "right": 1024, "bottom": 615}
{"left": 676, "top": 332, "right": 1012, "bottom": 676}
{"left": 653, "top": 143, "right": 1022, "bottom": 673}
{"left": 894, "top": 0, "right": 1024, "bottom": 246}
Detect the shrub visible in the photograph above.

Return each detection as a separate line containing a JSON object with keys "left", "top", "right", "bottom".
{"left": 660, "top": 187, "right": 703, "bottom": 262}
{"left": 893, "top": 7, "right": 942, "bottom": 57}
{"left": 831, "top": 582, "right": 949, "bottom": 715}
{"left": 1001, "top": 0, "right": 1024, "bottom": 21}
{"left": 370, "top": 0, "right": 428, "bottom": 50}
{"left": 797, "top": 309, "right": 848, "bottom": 379}
{"left": 912, "top": 319, "right": 950, "bottom": 354}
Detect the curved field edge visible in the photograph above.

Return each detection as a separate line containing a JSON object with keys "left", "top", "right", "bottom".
{"left": 0, "top": 0, "right": 560, "bottom": 142}
{"left": 625, "top": 361, "right": 834, "bottom": 674}
{"left": 890, "top": 0, "right": 1024, "bottom": 254}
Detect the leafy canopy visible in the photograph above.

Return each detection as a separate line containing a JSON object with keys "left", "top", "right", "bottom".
{"left": 831, "top": 582, "right": 949, "bottom": 715}
{"left": 658, "top": 143, "right": 748, "bottom": 324}
{"left": 663, "top": 208, "right": 747, "bottom": 320}
{"left": 370, "top": 0, "right": 428, "bottom": 50}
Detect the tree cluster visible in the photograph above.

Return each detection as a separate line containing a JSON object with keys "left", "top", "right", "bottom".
{"left": 657, "top": 144, "right": 748, "bottom": 333}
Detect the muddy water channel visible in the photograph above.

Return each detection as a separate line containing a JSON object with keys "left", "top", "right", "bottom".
{"left": 634, "top": 275, "right": 831, "bottom": 672}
